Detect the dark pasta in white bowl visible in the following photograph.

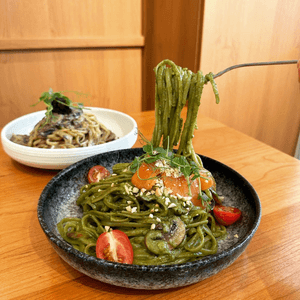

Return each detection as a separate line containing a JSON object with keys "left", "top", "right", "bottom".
{"left": 11, "top": 109, "right": 116, "bottom": 149}
{"left": 1, "top": 107, "right": 137, "bottom": 169}
{"left": 10, "top": 90, "right": 117, "bottom": 149}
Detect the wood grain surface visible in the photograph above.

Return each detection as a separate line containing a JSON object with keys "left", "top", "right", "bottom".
{"left": 199, "top": 0, "right": 300, "bottom": 156}
{"left": 0, "top": 0, "right": 143, "bottom": 127}
{"left": 1, "top": 109, "right": 300, "bottom": 299}
{"left": 0, "top": 0, "right": 142, "bottom": 39}
{"left": 142, "top": 0, "right": 204, "bottom": 111}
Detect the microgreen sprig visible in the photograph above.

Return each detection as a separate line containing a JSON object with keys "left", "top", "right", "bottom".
{"left": 31, "top": 88, "right": 88, "bottom": 125}
{"left": 130, "top": 132, "right": 214, "bottom": 208}
{"left": 130, "top": 133, "right": 201, "bottom": 184}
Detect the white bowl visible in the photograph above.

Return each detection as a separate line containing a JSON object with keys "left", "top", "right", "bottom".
{"left": 1, "top": 108, "right": 138, "bottom": 169}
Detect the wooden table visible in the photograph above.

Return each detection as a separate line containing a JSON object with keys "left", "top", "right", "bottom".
{"left": 1, "top": 110, "right": 300, "bottom": 300}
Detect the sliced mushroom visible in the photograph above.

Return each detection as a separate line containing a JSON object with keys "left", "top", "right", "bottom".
{"left": 52, "top": 97, "right": 72, "bottom": 115}
{"left": 145, "top": 216, "right": 186, "bottom": 255}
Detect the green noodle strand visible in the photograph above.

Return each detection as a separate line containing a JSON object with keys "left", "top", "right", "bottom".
{"left": 57, "top": 59, "right": 226, "bottom": 266}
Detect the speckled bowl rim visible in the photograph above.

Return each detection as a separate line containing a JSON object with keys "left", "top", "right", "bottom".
{"left": 37, "top": 148, "right": 261, "bottom": 286}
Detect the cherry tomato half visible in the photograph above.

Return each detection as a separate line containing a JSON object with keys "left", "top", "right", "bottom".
{"left": 213, "top": 205, "right": 242, "bottom": 226}
{"left": 87, "top": 165, "right": 110, "bottom": 183}
{"left": 96, "top": 230, "right": 133, "bottom": 264}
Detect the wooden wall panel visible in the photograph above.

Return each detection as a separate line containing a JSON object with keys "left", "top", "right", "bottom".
{"left": 0, "top": 0, "right": 143, "bottom": 127}
{"left": 0, "top": 0, "right": 143, "bottom": 47}
{"left": 142, "top": 0, "right": 204, "bottom": 110}
{"left": 199, "top": 0, "right": 300, "bottom": 156}
{"left": 0, "top": 49, "right": 141, "bottom": 126}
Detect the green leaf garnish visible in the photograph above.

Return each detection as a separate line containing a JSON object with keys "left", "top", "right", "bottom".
{"left": 31, "top": 88, "right": 88, "bottom": 126}
{"left": 130, "top": 132, "right": 204, "bottom": 196}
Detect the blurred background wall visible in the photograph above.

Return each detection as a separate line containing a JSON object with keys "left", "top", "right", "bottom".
{"left": 1, "top": 0, "right": 299, "bottom": 156}
{"left": 199, "top": 0, "right": 300, "bottom": 157}
{"left": 0, "top": 0, "right": 143, "bottom": 125}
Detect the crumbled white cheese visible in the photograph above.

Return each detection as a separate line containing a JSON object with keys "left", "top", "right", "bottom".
{"left": 132, "top": 187, "right": 139, "bottom": 193}
{"left": 163, "top": 188, "right": 170, "bottom": 196}
{"left": 168, "top": 203, "right": 176, "bottom": 208}
{"left": 124, "top": 185, "right": 129, "bottom": 194}
{"left": 157, "top": 179, "right": 164, "bottom": 186}
{"left": 155, "top": 160, "right": 165, "bottom": 168}
{"left": 151, "top": 224, "right": 156, "bottom": 230}
{"left": 131, "top": 207, "right": 137, "bottom": 213}
{"left": 164, "top": 167, "right": 181, "bottom": 178}
{"left": 155, "top": 188, "right": 162, "bottom": 197}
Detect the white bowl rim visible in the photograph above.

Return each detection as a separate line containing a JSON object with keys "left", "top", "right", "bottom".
{"left": 1, "top": 107, "right": 138, "bottom": 153}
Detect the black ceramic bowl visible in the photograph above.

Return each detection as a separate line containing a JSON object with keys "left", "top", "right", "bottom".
{"left": 37, "top": 148, "right": 261, "bottom": 290}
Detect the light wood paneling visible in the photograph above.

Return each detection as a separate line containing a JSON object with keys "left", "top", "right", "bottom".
{"left": 0, "top": 48, "right": 142, "bottom": 126}
{"left": 0, "top": 0, "right": 143, "bottom": 127}
{"left": 0, "top": 0, "right": 142, "bottom": 39}
{"left": 199, "top": 0, "right": 300, "bottom": 156}
{"left": 142, "top": 0, "right": 204, "bottom": 111}
{"left": 0, "top": 37, "right": 144, "bottom": 50}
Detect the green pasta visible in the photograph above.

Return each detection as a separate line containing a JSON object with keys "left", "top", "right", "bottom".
{"left": 152, "top": 59, "right": 219, "bottom": 165}
{"left": 58, "top": 163, "right": 226, "bottom": 265}
{"left": 57, "top": 59, "right": 226, "bottom": 265}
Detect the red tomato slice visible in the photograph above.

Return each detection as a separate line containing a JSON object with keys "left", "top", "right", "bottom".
{"left": 96, "top": 230, "right": 133, "bottom": 264}
{"left": 88, "top": 165, "right": 110, "bottom": 183}
{"left": 213, "top": 205, "right": 242, "bottom": 226}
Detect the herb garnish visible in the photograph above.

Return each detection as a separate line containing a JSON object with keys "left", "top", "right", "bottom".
{"left": 131, "top": 142, "right": 201, "bottom": 182}
{"left": 130, "top": 134, "right": 213, "bottom": 209}
{"left": 31, "top": 88, "right": 88, "bottom": 125}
